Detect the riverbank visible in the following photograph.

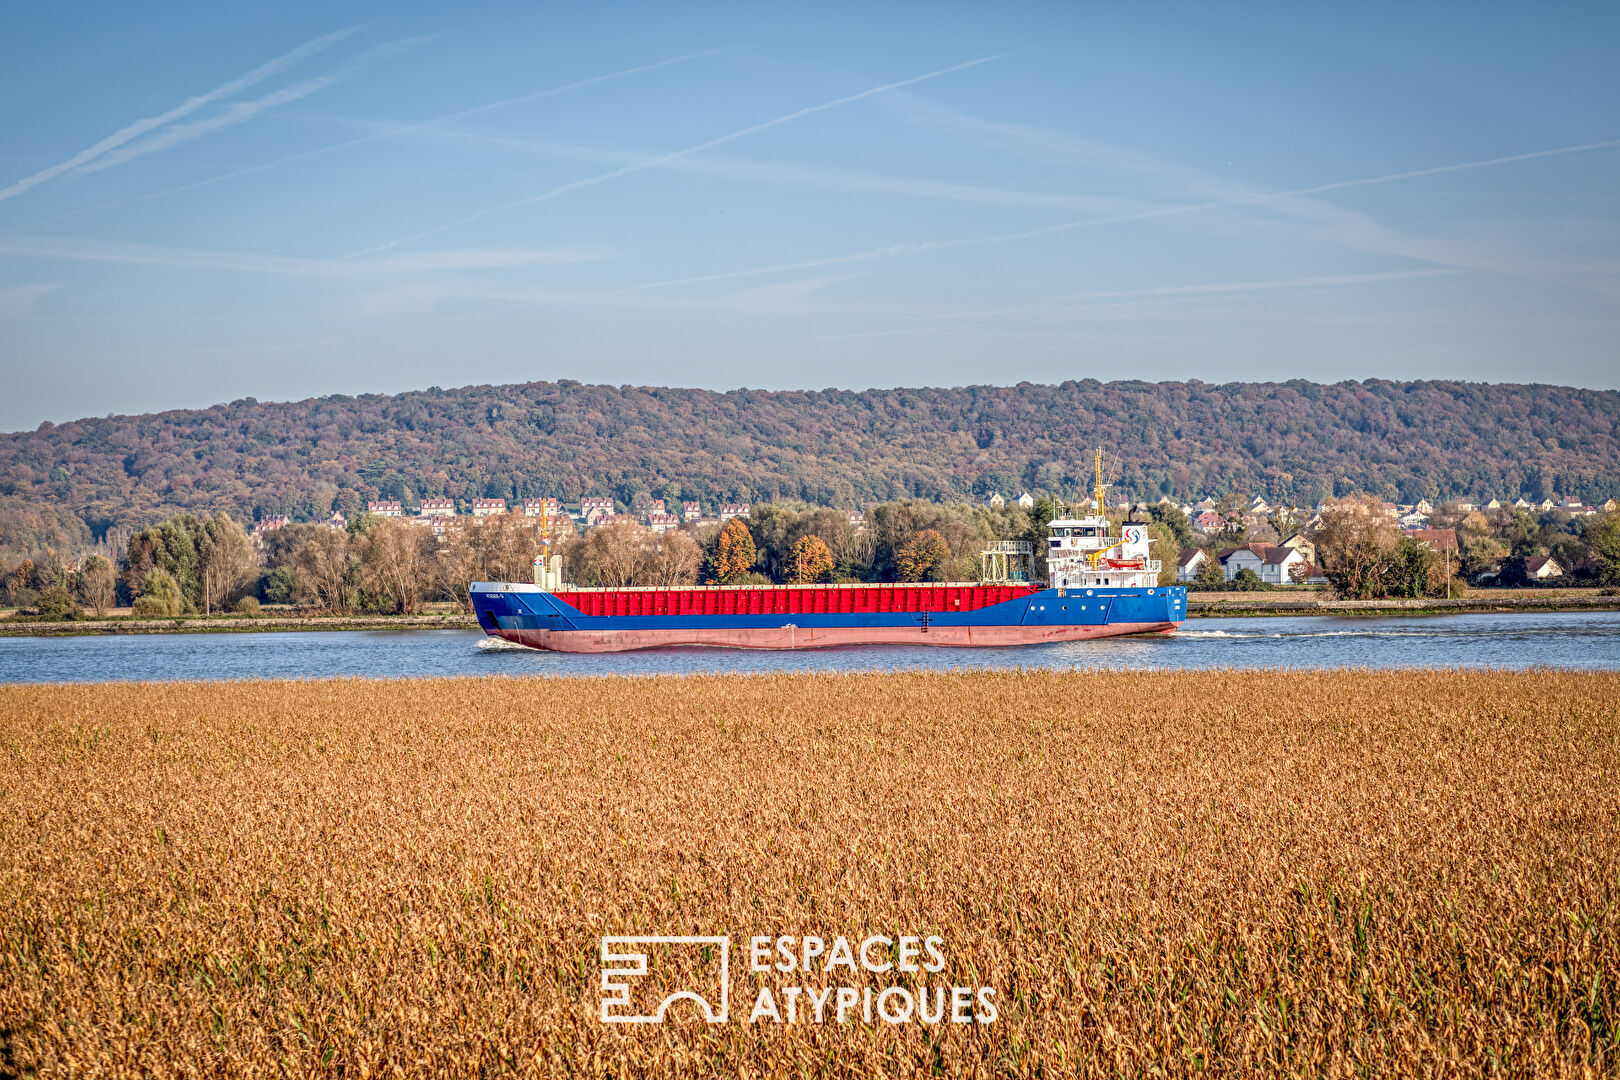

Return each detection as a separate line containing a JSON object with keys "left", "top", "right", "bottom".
{"left": 0, "top": 612, "right": 479, "bottom": 636}
{"left": 1187, "top": 590, "right": 1620, "bottom": 617}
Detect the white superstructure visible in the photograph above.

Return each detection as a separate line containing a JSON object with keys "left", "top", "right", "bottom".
{"left": 1046, "top": 515, "right": 1160, "bottom": 589}
{"left": 1044, "top": 449, "right": 1162, "bottom": 590}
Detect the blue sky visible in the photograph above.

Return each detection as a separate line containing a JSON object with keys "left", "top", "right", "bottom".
{"left": 1, "top": 1, "right": 1617, "bottom": 432}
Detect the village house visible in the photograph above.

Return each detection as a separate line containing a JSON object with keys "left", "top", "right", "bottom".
{"left": 418, "top": 497, "right": 455, "bottom": 517}
{"left": 1280, "top": 533, "right": 1316, "bottom": 564}
{"left": 366, "top": 500, "right": 403, "bottom": 517}
{"left": 1523, "top": 555, "right": 1565, "bottom": 580}
{"left": 1193, "top": 510, "right": 1225, "bottom": 532}
{"left": 471, "top": 498, "right": 507, "bottom": 519}
{"left": 420, "top": 514, "right": 462, "bottom": 539}
{"left": 580, "top": 497, "right": 615, "bottom": 525}
{"left": 848, "top": 510, "right": 865, "bottom": 529}
{"left": 718, "top": 503, "right": 751, "bottom": 522}
{"left": 1557, "top": 497, "right": 1594, "bottom": 515}
{"left": 1221, "top": 542, "right": 1309, "bottom": 586}
{"left": 251, "top": 515, "right": 288, "bottom": 536}
{"left": 1015, "top": 492, "right": 1035, "bottom": 509}
{"left": 1513, "top": 497, "right": 1532, "bottom": 510}
{"left": 1176, "top": 548, "right": 1209, "bottom": 582}
{"left": 1405, "top": 528, "right": 1458, "bottom": 554}
{"left": 981, "top": 493, "right": 1005, "bottom": 509}
{"left": 1485, "top": 498, "right": 1503, "bottom": 510}
{"left": 324, "top": 511, "right": 347, "bottom": 531}
{"left": 1399, "top": 509, "right": 1430, "bottom": 528}
{"left": 522, "top": 497, "right": 561, "bottom": 517}
{"left": 647, "top": 511, "right": 680, "bottom": 534}
{"left": 647, "top": 498, "right": 667, "bottom": 515}
{"left": 682, "top": 501, "right": 702, "bottom": 521}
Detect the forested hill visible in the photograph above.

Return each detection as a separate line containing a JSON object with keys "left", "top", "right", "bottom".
{"left": 4, "top": 379, "right": 1618, "bottom": 556}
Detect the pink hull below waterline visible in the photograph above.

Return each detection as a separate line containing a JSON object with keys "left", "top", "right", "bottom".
{"left": 490, "top": 622, "right": 1179, "bottom": 653}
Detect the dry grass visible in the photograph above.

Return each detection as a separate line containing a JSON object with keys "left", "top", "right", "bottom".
{"left": 1, "top": 671, "right": 1617, "bottom": 1077}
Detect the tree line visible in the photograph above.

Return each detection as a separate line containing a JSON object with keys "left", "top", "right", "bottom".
{"left": 4, "top": 378, "right": 1618, "bottom": 569}
{"left": 6, "top": 495, "right": 1614, "bottom": 618}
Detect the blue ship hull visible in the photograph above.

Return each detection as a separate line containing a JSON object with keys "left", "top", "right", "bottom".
{"left": 470, "top": 583, "right": 1187, "bottom": 652}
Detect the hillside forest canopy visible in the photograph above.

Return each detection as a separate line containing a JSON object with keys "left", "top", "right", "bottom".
{"left": 1, "top": 378, "right": 1617, "bottom": 566}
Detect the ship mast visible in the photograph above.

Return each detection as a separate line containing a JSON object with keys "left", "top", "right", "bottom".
{"left": 1092, "top": 447, "right": 1106, "bottom": 514}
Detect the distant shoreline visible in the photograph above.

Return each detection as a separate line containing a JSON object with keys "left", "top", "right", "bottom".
{"left": 3, "top": 592, "right": 1616, "bottom": 637}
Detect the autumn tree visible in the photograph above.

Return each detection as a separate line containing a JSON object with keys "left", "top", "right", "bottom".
{"left": 710, "top": 518, "right": 757, "bottom": 584}
{"left": 76, "top": 554, "right": 116, "bottom": 615}
{"left": 198, "top": 513, "right": 255, "bottom": 615}
{"left": 647, "top": 529, "right": 703, "bottom": 586}
{"left": 290, "top": 527, "right": 358, "bottom": 614}
{"left": 785, "top": 535, "right": 834, "bottom": 584}
{"left": 896, "top": 529, "right": 950, "bottom": 582}
{"left": 435, "top": 517, "right": 545, "bottom": 611}
{"left": 1311, "top": 497, "right": 1403, "bottom": 599}
{"left": 359, "top": 519, "right": 433, "bottom": 614}
{"left": 566, "top": 521, "right": 650, "bottom": 589}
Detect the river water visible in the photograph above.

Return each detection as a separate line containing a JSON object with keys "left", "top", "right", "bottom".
{"left": 0, "top": 612, "right": 1616, "bottom": 683}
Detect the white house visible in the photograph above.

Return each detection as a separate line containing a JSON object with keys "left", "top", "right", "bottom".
{"left": 471, "top": 498, "right": 507, "bottom": 519}
{"left": 1015, "top": 492, "right": 1035, "bottom": 509}
{"left": 718, "top": 503, "right": 751, "bottom": 521}
{"left": 1222, "top": 543, "right": 1308, "bottom": 585}
{"left": 366, "top": 500, "right": 403, "bottom": 517}
{"left": 1176, "top": 548, "right": 1208, "bottom": 582}
{"left": 981, "top": 493, "right": 1005, "bottom": 509}
{"left": 1524, "top": 556, "right": 1565, "bottom": 580}
{"left": 682, "top": 501, "right": 702, "bottom": 521}
{"left": 647, "top": 511, "right": 680, "bottom": 534}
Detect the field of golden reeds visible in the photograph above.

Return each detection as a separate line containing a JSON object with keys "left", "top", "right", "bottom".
{"left": 1, "top": 670, "right": 1616, "bottom": 1077}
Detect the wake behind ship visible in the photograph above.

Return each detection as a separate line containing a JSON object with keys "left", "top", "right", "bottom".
{"left": 471, "top": 453, "right": 1186, "bottom": 653}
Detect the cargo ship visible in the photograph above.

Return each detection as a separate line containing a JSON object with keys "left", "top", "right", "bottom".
{"left": 471, "top": 452, "right": 1185, "bottom": 653}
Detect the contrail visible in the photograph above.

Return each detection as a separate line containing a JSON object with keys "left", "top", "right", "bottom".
{"left": 346, "top": 51, "right": 1016, "bottom": 258}
{"left": 0, "top": 26, "right": 362, "bottom": 203}
{"left": 1289, "top": 137, "right": 1620, "bottom": 196}
{"left": 71, "top": 36, "right": 430, "bottom": 176}
{"left": 19, "top": 47, "right": 735, "bottom": 229}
